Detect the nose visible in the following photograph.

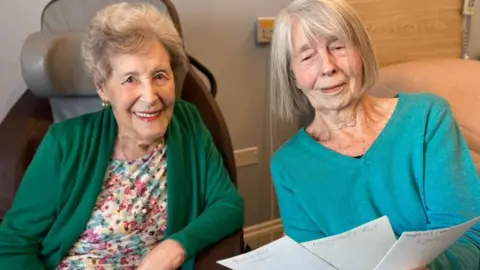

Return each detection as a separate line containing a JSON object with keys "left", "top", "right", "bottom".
{"left": 140, "top": 79, "right": 158, "bottom": 104}
{"left": 320, "top": 53, "right": 337, "bottom": 76}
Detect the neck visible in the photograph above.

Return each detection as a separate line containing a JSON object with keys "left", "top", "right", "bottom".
{"left": 114, "top": 132, "right": 162, "bottom": 161}
{"left": 308, "top": 95, "right": 372, "bottom": 141}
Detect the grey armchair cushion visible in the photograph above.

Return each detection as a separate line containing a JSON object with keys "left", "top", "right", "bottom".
{"left": 21, "top": 32, "right": 96, "bottom": 98}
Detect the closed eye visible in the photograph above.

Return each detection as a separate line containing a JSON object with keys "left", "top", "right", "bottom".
{"left": 302, "top": 55, "right": 313, "bottom": 61}
{"left": 301, "top": 51, "right": 315, "bottom": 62}
{"left": 329, "top": 41, "right": 346, "bottom": 51}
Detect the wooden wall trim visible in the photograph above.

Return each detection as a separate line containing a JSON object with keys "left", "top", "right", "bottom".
{"left": 244, "top": 219, "right": 283, "bottom": 249}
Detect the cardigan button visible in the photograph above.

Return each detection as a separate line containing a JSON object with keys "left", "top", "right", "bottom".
{"left": 142, "top": 208, "right": 147, "bottom": 214}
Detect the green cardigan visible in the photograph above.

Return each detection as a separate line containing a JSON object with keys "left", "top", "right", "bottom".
{"left": 0, "top": 100, "right": 244, "bottom": 270}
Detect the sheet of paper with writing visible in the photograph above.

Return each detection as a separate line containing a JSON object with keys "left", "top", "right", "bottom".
{"left": 301, "top": 216, "right": 397, "bottom": 270}
{"left": 374, "top": 216, "right": 480, "bottom": 270}
{"left": 216, "top": 235, "right": 338, "bottom": 270}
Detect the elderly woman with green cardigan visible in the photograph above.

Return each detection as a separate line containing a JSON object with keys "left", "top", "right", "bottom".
{"left": 0, "top": 3, "right": 244, "bottom": 270}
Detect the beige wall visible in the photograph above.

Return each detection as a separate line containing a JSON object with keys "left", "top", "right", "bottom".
{"left": 0, "top": 0, "right": 50, "bottom": 123}
{"left": 173, "top": 0, "right": 295, "bottom": 227}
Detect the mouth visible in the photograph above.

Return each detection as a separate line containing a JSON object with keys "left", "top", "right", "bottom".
{"left": 320, "top": 82, "right": 347, "bottom": 94}
{"left": 134, "top": 111, "right": 161, "bottom": 122}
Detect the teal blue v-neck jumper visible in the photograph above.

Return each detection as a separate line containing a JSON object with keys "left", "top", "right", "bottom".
{"left": 271, "top": 92, "right": 480, "bottom": 269}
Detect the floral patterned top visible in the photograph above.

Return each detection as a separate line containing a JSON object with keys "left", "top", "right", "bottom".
{"left": 58, "top": 141, "right": 168, "bottom": 269}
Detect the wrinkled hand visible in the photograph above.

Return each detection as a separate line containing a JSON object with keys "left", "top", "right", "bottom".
{"left": 138, "top": 239, "right": 185, "bottom": 270}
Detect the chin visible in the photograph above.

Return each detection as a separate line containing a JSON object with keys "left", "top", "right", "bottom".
{"left": 325, "top": 90, "right": 361, "bottom": 110}
{"left": 326, "top": 99, "right": 352, "bottom": 111}
{"left": 131, "top": 124, "right": 169, "bottom": 144}
{"left": 130, "top": 112, "right": 171, "bottom": 140}
{"left": 136, "top": 129, "right": 166, "bottom": 143}
{"left": 308, "top": 92, "right": 351, "bottom": 112}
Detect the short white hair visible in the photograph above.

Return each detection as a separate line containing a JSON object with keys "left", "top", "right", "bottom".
{"left": 269, "top": 0, "right": 378, "bottom": 122}
{"left": 82, "top": 2, "right": 187, "bottom": 86}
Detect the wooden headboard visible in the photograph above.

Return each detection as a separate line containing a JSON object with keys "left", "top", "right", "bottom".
{"left": 349, "top": 0, "right": 463, "bottom": 67}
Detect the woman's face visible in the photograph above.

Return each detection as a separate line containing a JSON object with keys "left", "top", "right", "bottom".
{"left": 98, "top": 41, "right": 175, "bottom": 143}
{"left": 289, "top": 19, "right": 364, "bottom": 112}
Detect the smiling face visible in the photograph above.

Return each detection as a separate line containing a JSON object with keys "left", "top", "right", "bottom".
{"left": 289, "top": 18, "right": 364, "bottom": 112}
{"left": 97, "top": 41, "right": 175, "bottom": 143}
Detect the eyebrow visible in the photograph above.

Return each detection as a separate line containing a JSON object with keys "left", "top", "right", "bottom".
{"left": 297, "top": 44, "right": 312, "bottom": 54}
{"left": 328, "top": 36, "right": 342, "bottom": 44}
{"left": 122, "top": 67, "right": 170, "bottom": 77}
{"left": 296, "top": 35, "right": 343, "bottom": 54}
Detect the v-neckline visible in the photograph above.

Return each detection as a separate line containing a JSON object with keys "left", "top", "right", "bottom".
{"left": 298, "top": 93, "right": 406, "bottom": 165}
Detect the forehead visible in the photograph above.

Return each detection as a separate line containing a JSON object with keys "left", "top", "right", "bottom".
{"left": 289, "top": 16, "right": 347, "bottom": 54}
{"left": 110, "top": 41, "right": 171, "bottom": 74}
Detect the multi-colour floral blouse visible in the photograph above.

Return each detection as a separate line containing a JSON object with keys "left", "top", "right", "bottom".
{"left": 58, "top": 141, "right": 168, "bottom": 269}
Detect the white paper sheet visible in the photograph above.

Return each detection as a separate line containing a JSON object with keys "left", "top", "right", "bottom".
{"left": 374, "top": 216, "right": 480, "bottom": 270}
{"left": 217, "top": 215, "right": 480, "bottom": 270}
{"left": 302, "top": 216, "right": 397, "bottom": 270}
{"left": 216, "top": 235, "right": 338, "bottom": 270}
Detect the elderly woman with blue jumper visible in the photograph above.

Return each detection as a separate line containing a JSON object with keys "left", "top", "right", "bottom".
{"left": 269, "top": 0, "right": 480, "bottom": 269}
{"left": 0, "top": 3, "right": 243, "bottom": 270}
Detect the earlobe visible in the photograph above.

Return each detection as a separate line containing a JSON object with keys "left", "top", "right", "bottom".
{"left": 96, "top": 87, "right": 110, "bottom": 106}
{"left": 95, "top": 80, "right": 108, "bottom": 102}
{"left": 94, "top": 76, "right": 105, "bottom": 92}
{"left": 95, "top": 81, "right": 103, "bottom": 93}
{"left": 96, "top": 87, "right": 105, "bottom": 98}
